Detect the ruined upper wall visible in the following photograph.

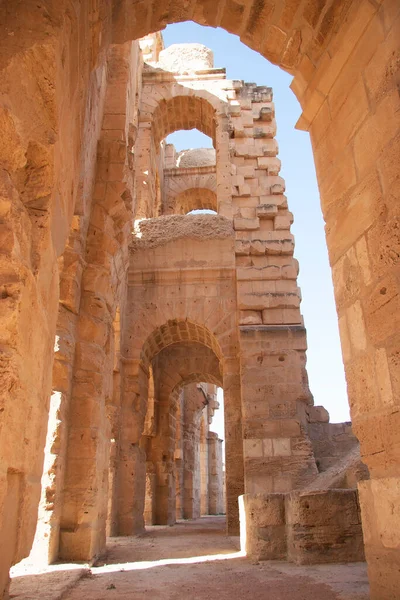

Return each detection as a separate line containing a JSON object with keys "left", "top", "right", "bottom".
{"left": 164, "top": 145, "right": 216, "bottom": 169}
{"left": 176, "top": 148, "right": 216, "bottom": 168}
{"left": 139, "top": 32, "right": 164, "bottom": 64}
{"left": 131, "top": 214, "right": 233, "bottom": 252}
{"left": 158, "top": 43, "right": 214, "bottom": 73}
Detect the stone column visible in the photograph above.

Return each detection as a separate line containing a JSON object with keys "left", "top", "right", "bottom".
{"left": 226, "top": 83, "right": 318, "bottom": 498}
{"left": 151, "top": 400, "right": 177, "bottom": 525}
{"left": 107, "top": 318, "right": 124, "bottom": 537}
{"left": 208, "top": 433, "right": 224, "bottom": 514}
{"left": 239, "top": 326, "right": 317, "bottom": 496}
{"left": 59, "top": 238, "right": 130, "bottom": 558}
{"left": 29, "top": 218, "right": 88, "bottom": 566}
{"left": 116, "top": 359, "right": 147, "bottom": 535}
{"left": 223, "top": 365, "right": 245, "bottom": 535}
{"left": 182, "top": 416, "right": 201, "bottom": 520}
{"left": 58, "top": 38, "right": 141, "bottom": 556}
{"left": 174, "top": 395, "right": 184, "bottom": 520}
{"left": 144, "top": 462, "right": 156, "bottom": 526}
{"left": 200, "top": 416, "right": 209, "bottom": 515}
{"left": 106, "top": 438, "right": 118, "bottom": 537}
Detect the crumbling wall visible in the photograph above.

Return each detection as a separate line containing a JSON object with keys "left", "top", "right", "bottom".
{"left": 57, "top": 39, "right": 144, "bottom": 561}
{"left": 0, "top": 3, "right": 114, "bottom": 593}
{"left": 241, "top": 489, "right": 365, "bottom": 564}
{"left": 129, "top": 50, "right": 318, "bottom": 533}
{"left": 157, "top": 43, "right": 214, "bottom": 74}
{"left": 176, "top": 148, "right": 216, "bottom": 168}
{"left": 131, "top": 214, "right": 233, "bottom": 251}
{"left": 0, "top": 4, "right": 398, "bottom": 599}
{"left": 124, "top": 228, "right": 242, "bottom": 533}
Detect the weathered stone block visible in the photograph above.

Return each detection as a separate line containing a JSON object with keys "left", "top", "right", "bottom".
{"left": 239, "top": 310, "right": 262, "bottom": 325}
{"left": 307, "top": 406, "right": 329, "bottom": 423}
{"left": 233, "top": 217, "right": 260, "bottom": 230}
{"left": 256, "top": 203, "right": 278, "bottom": 219}
{"left": 286, "top": 490, "right": 365, "bottom": 564}
{"left": 240, "top": 493, "right": 287, "bottom": 560}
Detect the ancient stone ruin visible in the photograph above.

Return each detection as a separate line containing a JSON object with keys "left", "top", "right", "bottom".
{"left": 0, "top": 3, "right": 399, "bottom": 600}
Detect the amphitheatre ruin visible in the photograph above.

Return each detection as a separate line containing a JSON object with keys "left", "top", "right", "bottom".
{"left": 0, "top": 2, "right": 399, "bottom": 599}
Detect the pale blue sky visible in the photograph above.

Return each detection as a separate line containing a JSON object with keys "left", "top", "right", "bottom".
{"left": 163, "top": 23, "right": 350, "bottom": 432}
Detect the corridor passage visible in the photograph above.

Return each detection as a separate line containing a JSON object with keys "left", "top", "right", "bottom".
{"left": 11, "top": 516, "right": 369, "bottom": 600}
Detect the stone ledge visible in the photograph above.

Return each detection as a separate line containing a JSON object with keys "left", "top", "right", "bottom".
{"left": 239, "top": 325, "right": 306, "bottom": 334}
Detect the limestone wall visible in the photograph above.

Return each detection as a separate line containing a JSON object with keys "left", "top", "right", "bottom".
{"left": 309, "top": 420, "right": 358, "bottom": 472}
{"left": 0, "top": 4, "right": 117, "bottom": 593}
{"left": 176, "top": 148, "right": 216, "bottom": 168}
{"left": 0, "top": 4, "right": 399, "bottom": 598}
{"left": 157, "top": 43, "right": 214, "bottom": 74}
{"left": 124, "top": 225, "right": 242, "bottom": 532}
{"left": 241, "top": 490, "right": 365, "bottom": 564}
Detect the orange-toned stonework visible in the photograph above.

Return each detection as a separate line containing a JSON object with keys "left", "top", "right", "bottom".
{"left": 0, "top": 3, "right": 399, "bottom": 599}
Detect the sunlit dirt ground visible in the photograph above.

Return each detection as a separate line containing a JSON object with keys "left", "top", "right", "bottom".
{"left": 10, "top": 516, "right": 370, "bottom": 600}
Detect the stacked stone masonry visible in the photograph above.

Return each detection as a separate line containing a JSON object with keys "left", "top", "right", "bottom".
{"left": 0, "top": 3, "right": 399, "bottom": 600}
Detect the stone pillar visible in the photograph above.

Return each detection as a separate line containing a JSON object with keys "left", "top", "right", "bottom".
{"left": 58, "top": 38, "right": 140, "bottom": 556}
{"left": 208, "top": 433, "right": 224, "bottom": 514}
{"left": 107, "top": 325, "right": 124, "bottom": 538}
{"left": 200, "top": 416, "right": 209, "bottom": 515}
{"left": 181, "top": 386, "right": 203, "bottom": 520}
{"left": 106, "top": 438, "right": 118, "bottom": 537}
{"left": 223, "top": 366, "right": 245, "bottom": 535}
{"left": 144, "top": 465, "right": 156, "bottom": 526}
{"left": 174, "top": 394, "right": 184, "bottom": 520}
{"left": 29, "top": 217, "right": 88, "bottom": 565}
{"left": 151, "top": 400, "right": 177, "bottom": 525}
{"left": 174, "top": 451, "right": 184, "bottom": 521}
{"left": 59, "top": 344, "right": 111, "bottom": 560}
{"left": 227, "top": 83, "right": 318, "bottom": 497}
{"left": 117, "top": 359, "right": 147, "bottom": 535}
{"left": 182, "top": 419, "right": 201, "bottom": 520}
{"left": 239, "top": 326, "right": 317, "bottom": 496}
{"left": 59, "top": 237, "right": 125, "bottom": 559}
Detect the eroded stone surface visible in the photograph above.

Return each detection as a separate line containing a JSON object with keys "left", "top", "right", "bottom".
{"left": 157, "top": 43, "right": 214, "bottom": 73}
{"left": 0, "top": 3, "right": 399, "bottom": 598}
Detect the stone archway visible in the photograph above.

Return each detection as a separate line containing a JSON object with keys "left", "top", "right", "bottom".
{"left": 135, "top": 75, "right": 229, "bottom": 218}
{"left": 166, "top": 186, "right": 218, "bottom": 215}
{"left": 143, "top": 341, "right": 223, "bottom": 525}
{"left": 0, "top": 3, "right": 398, "bottom": 598}
{"left": 152, "top": 95, "right": 219, "bottom": 147}
{"left": 94, "top": 9, "right": 400, "bottom": 596}
{"left": 112, "top": 0, "right": 344, "bottom": 77}
{"left": 117, "top": 315, "right": 241, "bottom": 535}
{"left": 177, "top": 187, "right": 217, "bottom": 214}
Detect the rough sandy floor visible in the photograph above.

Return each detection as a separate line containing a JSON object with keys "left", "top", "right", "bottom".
{"left": 10, "top": 517, "right": 370, "bottom": 600}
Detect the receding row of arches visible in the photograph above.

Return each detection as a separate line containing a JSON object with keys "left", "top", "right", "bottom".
{"left": 105, "top": 326, "right": 226, "bottom": 538}
{"left": 134, "top": 48, "right": 228, "bottom": 219}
